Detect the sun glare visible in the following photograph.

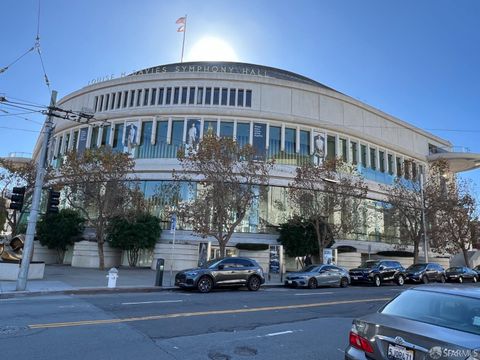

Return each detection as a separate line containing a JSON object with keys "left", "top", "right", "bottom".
{"left": 187, "top": 37, "right": 238, "bottom": 62}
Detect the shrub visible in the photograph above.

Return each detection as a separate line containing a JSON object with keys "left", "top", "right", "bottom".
{"left": 107, "top": 213, "right": 161, "bottom": 267}
{"left": 37, "top": 209, "right": 85, "bottom": 263}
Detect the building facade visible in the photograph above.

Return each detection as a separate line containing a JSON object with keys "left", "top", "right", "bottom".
{"left": 33, "top": 61, "right": 475, "bottom": 269}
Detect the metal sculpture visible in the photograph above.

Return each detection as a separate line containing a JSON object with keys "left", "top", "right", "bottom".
{"left": 0, "top": 235, "right": 25, "bottom": 262}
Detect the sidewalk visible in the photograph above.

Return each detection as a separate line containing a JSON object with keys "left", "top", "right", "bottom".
{"left": 0, "top": 265, "right": 284, "bottom": 298}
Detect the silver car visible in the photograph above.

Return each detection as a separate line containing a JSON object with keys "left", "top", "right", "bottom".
{"left": 285, "top": 264, "right": 350, "bottom": 289}
{"left": 345, "top": 286, "right": 480, "bottom": 360}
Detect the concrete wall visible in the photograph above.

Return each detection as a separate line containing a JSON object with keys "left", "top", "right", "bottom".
{"left": 151, "top": 242, "right": 198, "bottom": 271}
{"left": 71, "top": 241, "right": 122, "bottom": 268}
{"left": 0, "top": 262, "right": 45, "bottom": 280}
{"left": 238, "top": 249, "right": 270, "bottom": 273}
{"left": 450, "top": 251, "right": 480, "bottom": 267}
{"left": 337, "top": 252, "right": 362, "bottom": 270}
{"left": 32, "top": 241, "right": 58, "bottom": 264}
{"left": 121, "top": 249, "right": 154, "bottom": 268}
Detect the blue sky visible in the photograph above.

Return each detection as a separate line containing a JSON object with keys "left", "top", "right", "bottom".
{"left": 1, "top": 0, "right": 480, "bottom": 184}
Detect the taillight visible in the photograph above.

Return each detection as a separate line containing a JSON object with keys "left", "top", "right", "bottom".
{"left": 349, "top": 331, "right": 374, "bottom": 353}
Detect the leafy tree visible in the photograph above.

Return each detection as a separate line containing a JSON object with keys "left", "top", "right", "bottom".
{"left": 107, "top": 213, "right": 161, "bottom": 267}
{"left": 37, "top": 209, "right": 85, "bottom": 263}
{"left": 58, "top": 147, "right": 136, "bottom": 269}
{"left": 288, "top": 159, "right": 368, "bottom": 263}
{"left": 176, "top": 134, "right": 273, "bottom": 257}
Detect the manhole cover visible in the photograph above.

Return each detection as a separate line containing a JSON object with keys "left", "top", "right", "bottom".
{"left": 0, "top": 326, "right": 28, "bottom": 337}
{"left": 234, "top": 346, "right": 258, "bottom": 356}
{"left": 208, "top": 351, "right": 231, "bottom": 360}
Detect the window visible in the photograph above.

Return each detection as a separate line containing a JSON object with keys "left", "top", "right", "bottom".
{"left": 165, "top": 88, "right": 172, "bottom": 104}
{"left": 299, "top": 130, "right": 310, "bottom": 156}
{"left": 268, "top": 126, "right": 281, "bottom": 158}
{"left": 197, "top": 87, "right": 203, "bottom": 104}
{"left": 246, "top": 90, "right": 252, "bottom": 107}
{"left": 388, "top": 154, "right": 394, "bottom": 175}
{"left": 101, "top": 125, "right": 111, "bottom": 146}
{"left": 350, "top": 141, "right": 358, "bottom": 165}
{"left": 204, "top": 120, "right": 217, "bottom": 136}
{"left": 154, "top": 120, "right": 177, "bottom": 158}
{"left": 379, "top": 151, "right": 385, "bottom": 172}
{"left": 361, "top": 145, "right": 367, "bottom": 167}
{"left": 181, "top": 87, "right": 187, "bottom": 104}
{"left": 205, "top": 87, "right": 212, "bottom": 104}
{"left": 129, "top": 90, "right": 135, "bottom": 107}
{"left": 237, "top": 89, "right": 244, "bottom": 107}
{"left": 99, "top": 95, "right": 103, "bottom": 111}
{"left": 158, "top": 88, "right": 164, "bottom": 105}
{"left": 123, "top": 91, "right": 128, "bottom": 108}
{"left": 340, "top": 138, "right": 347, "bottom": 162}
{"left": 104, "top": 94, "right": 110, "bottom": 111}
{"left": 150, "top": 88, "right": 157, "bottom": 105}
{"left": 221, "top": 88, "right": 228, "bottom": 105}
{"left": 137, "top": 121, "right": 153, "bottom": 158}
{"left": 72, "top": 131, "right": 78, "bottom": 150}
{"left": 213, "top": 88, "right": 220, "bottom": 105}
{"left": 220, "top": 121, "right": 234, "bottom": 138}
{"left": 65, "top": 133, "right": 70, "bottom": 151}
{"left": 412, "top": 162, "right": 418, "bottom": 180}
{"left": 285, "top": 128, "right": 296, "bottom": 154}
{"left": 90, "top": 127, "right": 99, "bottom": 148}
{"left": 370, "top": 148, "right": 376, "bottom": 170}
{"left": 173, "top": 87, "right": 180, "bottom": 104}
{"left": 93, "top": 96, "right": 98, "bottom": 112}
{"left": 396, "top": 157, "right": 402, "bottom": 177}
{"left": 327, "top": 135, "right": 336, "bottom": 160}
{"left": 229, "top": 89, "right": 236, "bottom": 106}
{"left": 136, "top": 90, "right": 142, "bottom": 107}
{"left": 170, "top": 120, "right": 184, "bottom": 145}
{"left": 188, "top": 87, "right": 195, "bottom": 104}
{"left": 112, "top": 124, "right": 124, "bottom": 152}
{"left": 236, "top": 123, "right": 250, "bottom": 148}
{"left": 141, "top": 89, "right": 148, "bottom": 106}
{"left": 116, "top": 92, "right": 122, "bottom": 108}
{"left": 110, "top": 93, "right": 115, "bottom": 109}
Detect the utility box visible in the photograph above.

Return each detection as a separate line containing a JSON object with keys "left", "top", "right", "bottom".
{"left": 155, "top": 258, "right": 165, "bottom": 286}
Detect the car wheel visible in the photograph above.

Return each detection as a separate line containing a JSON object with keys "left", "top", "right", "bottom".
{"left": 397, "top": 275, "right": 405, "bottom": 286}
{"left": 458, "top": 276, "right": 464, "bottom": 284}
{"left": 247, "top": 276, "right": 261, "bottom": 291}
{"left": 340, "top": 277, "right": 349, "bottom": 288}
{"left": 307, "top": 277, "right": 317, "bottom": 289}
{"left": 422, "top": 275, "right": 429, "bottom": 284}
{"left": 197, "top": 276, "right": 213, "bottom": 293}
{"left": 440, "top": 275, "right": 446, "bottom": 284}
{"left": 374, "top": 275, "right": 381, "bottom": 287}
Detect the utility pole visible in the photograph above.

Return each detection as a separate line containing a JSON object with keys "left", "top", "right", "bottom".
{"left": 420, "top": 173, "right": 429, "bottom": 263}
{"left": 16, "top": 90, "right": 57, "bottom": 291}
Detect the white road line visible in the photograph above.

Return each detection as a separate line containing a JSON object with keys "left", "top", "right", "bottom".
{"left": 265, "top": 330, "right": 294, "bottom": 337}
{"left": 337, "top": 348, "right": 345, "bottom": 353}
{"left": 121, "top": 300, "right": 183, "bottom": 305}
{"left": 294, "top": 292, "right": 334, "bottom": 296}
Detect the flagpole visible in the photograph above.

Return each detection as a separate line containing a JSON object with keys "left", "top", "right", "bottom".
{"left": 180, "top": 14, "right": 187, "bottom": 63}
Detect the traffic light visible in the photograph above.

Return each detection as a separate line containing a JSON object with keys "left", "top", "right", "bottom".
{"left": 9, "top": 186, "right": 26, "bottom": 211}
{"left": 46, "top": 189, "right": 60, "bottom": 214}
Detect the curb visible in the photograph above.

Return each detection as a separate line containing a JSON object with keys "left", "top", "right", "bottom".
{"left": 0, "top": 283, "right": 285, "bottom": 299}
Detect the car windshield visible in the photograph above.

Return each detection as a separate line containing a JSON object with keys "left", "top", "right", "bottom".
{"left": 447, "top": 267, "right": 463, "bottom": 272}
{"left": 407, "top": 264, "right": 426, "bottom": 272}
{"left": 360, "top": 261, "right": 380, "bottom": 269}
{"left": 475, "top": 265, "right": 480, "bottom": 270}
{"left": 204, "top": 259, "right": 223, "bottom": 269}
{"left": 381, "top": 290, "right": 480, "bottom": 335}
{"left": 302, "top": 265, "right": 319, "bottom": 272}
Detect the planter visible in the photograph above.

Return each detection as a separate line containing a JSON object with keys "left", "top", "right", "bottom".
{"left": 32, "top": 241, "right": 58, "bottom": 264}
{"left": 0, "top": 261, "right": 45, "bottom": 280}
{"left": 150, "top": 242, "right": 198, "bottom": 271}
{"left": 71, "top": 241, "right": 122, "bottom": 268}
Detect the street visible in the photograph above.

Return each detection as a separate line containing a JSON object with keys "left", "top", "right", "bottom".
{"left": 0, "top": 285, "right": 407, "bottom": 360}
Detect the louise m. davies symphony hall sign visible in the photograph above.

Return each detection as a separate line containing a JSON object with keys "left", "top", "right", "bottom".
{"left": 87, "top": 62, "right": 323, "bottom": 87}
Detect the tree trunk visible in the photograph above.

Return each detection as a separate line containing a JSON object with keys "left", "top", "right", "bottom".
{"left": 315, "top": 220, "right": 324, "bottom": 264}
{"left": 97, "top": 239, "right": 105, "bottom": 270}
{"left": 462, "top": 247, "right": 471, "bottom": 268}
{"left": 219, "top": 241, "right": 226, "bottom": 258}
{"left": 56, "top": 249, "right": 65, "bottom": 264}
{"left": 128, "top": 248, "right": 139, "bottom": 267}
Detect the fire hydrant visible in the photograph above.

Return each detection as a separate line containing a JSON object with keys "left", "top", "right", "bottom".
{"left": 106, "top": 268, "right": 118, "bottom": 288}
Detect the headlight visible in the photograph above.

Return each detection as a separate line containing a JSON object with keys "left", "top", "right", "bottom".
{"left": 185, "top": 271, "right": 199, "bottom": 276}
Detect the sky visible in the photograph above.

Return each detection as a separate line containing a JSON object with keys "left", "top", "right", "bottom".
{"left": 1, "top": 0, "right": 480, "bottom": 185}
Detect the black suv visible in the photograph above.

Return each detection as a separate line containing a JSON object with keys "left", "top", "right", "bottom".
{"left": 175, "top": 257, "right": 265, "bottom": 293}
{"left": 349, "top": 260, "right": 406, "bottom": 287}
{"left": 405, "top": 263, "right": 446, "bottom": 284}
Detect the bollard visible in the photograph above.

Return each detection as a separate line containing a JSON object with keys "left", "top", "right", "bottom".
{"left": 155, "top": 258, "right": 165, "bottom": 286}
{"left": 106, "top": 267, "right": 118, "bottom": 288}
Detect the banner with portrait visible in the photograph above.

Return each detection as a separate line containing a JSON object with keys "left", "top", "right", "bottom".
{"left": 252, "top": 123, "right": 266, "bottom": 160}
{"left": 186, "top": 118, "right": 201, "bottom": 153}
{"left": 77, "top": 127, "right": 89, "bottom": 155}
{"left": 312, "top": 131, "right": 326, "bottom": 165}
{"left": 124, "top": 121, "right": 139, "bottom": 155}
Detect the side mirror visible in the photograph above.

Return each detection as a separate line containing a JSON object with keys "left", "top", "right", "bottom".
{"left": 218, "top": 264, "right": 225, "bottom": 270}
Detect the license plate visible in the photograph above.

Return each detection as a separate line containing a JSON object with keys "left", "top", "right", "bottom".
{"left": 287, "top": 280, "right": 292, "bottom": 284}
{"left": 388, "top": 344, "right": 413, "bottom": 360}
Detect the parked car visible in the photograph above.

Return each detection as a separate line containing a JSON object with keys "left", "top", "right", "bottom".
{"left": 284, "top": 264, "right": 350, "bottom": 289}
{"left": 405, "top": 263, "right": 446, "bottom": 284}
{"left": 445, "top": 266, "right": 478, "bottom": 283}
{"left": 349, "top": 260, "right": 406, "bottom": 287}
{"left": 345, "top": 286, "right": 480, "bottom": 360}
{"left": 174, "top": 257, "right": 265, "bottom": 293}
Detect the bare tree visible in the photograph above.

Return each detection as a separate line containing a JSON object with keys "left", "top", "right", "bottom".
{"left": 176, "top": 134, "right": 273, "bottom": 257}
{"left": 57, "top": 148, "right": 136, "bottom": 269}
{"left": 288, "top": 159, "right": 368, "bottom": 263}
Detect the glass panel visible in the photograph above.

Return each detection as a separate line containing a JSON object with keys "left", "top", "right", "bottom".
{"left": 388, "top": 154, "right": 394, "bottom": 175}
{"left": 143, "top": 89, "right": 149, "bottom": 106}
{"left": 370, "top": 148, "right": 376, "bottom": 170}
{"left": 189, "top": 87, "right": 195, "bottom": 104}
{"left": 181, "top": 87, "right": 187, "bottom": 104}
{"left": 136, "top": 90, "right": 142, "bottom": 107}
{"left": 246, "top": 90, "right": 252, "bottom": 107}
{"left": 220, "top": 121, "right": 234, "bottom": 138}
{"left": 110, "top": 93, "right": 115, "bottom": 110}
{"left": 327, "top": 135, "right": 336, "bottom": 160}
{"left": 379, "top": 151, "right": 385, "bottom": 172}
{"left": 237, "top": 89, "right": 244, "bottom": 107}
{"left": 203, "top": 120, "right": 217, "bottom": 136}
{"left": 90, "top": 127, "right": 99, "bottom": 148}
{"left": 65, "top": 133, "right": 71, "bottom": 151}
{"left": 171, "top": 120, "right": 183, "bottom": 145}
{"left": 123, "top": 91, "right": 128, "bottom": 108}
{"left": 350, "top": 141, "right": 358, "bottom": 165}
{"left": 396, "top": 157, "right": 402, "bottom": 177}
{"left": 173, "top": 87, "right": 180, "bottom": 104}
{"left": 213, "top": 88, "right": 220, "bottom": 105}
{"left": 229, "top": 89, "right": 236, "bottom": 106}
{"left": 197, "top": 87, "right": 203, "bottom": 104}
{"left": 236, "top": 123, "right": 250, "bottom": 148}
{"left": 299, "top": 130, "right": 310, "bottom": 156}
{"left": 361, "top": 145, "right": 367, "bottom": 167}
{"left": 284, "top": 128, "right": 296, "bottom": 154}
{"left": 340, "top": 138, "right": 347, "bottom": 162}
{"left": 129, "top": 90, "right": 135, "bottom": 107}
{"left": 101, "top": 125, "right": 111, "bottom": 146}
{"left": 112, "top": 124, "right": 124, "bottom": 152}
{"left": 99, "top": 95, "right": 104, "bottom": 111}
{"left": 104, "top": 94, "right": 110, "bottom": 110}
{"left": 166, "top": 88, "right": 172, "bottom": 104}
{"left": 221, "top": 88, "right": 228, "bottom": 105}
{"left": 158, "top": 88, "right": 164, "bottom": 105}
{"left": 150, "top": 88, "right": 157, "bottom": 105}
{"left": 94, "top": 96, "right": 98, "bottom": 112}
{"left": 137, "top": 121, "right": 153, "bottom": 158}
{"left": 205, "top": 87, "right": 212, "bottom": 104}
{"left": 72, "top": 131, "right": 78, "bottom": 150}
{"left": 116, "top": 92, "right": 122, "bottom": 108}
{"left": 268, "top": 126, "right": 281, "bottom": 159}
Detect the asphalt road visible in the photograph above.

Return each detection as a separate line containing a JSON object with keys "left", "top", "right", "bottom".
{"left": 0, "top": 284, "right": 410, "bottom": 360}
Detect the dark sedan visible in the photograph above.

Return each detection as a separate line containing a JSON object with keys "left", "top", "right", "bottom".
{"left": 175, "top": 257, "right": 265, "bottom": 293}
{"left": 284, "top": 264, "right": 350, "bottom": 289}
{"left": 345, "top": 287, "right": 480, "bottom": 360}
{"left": 445, "top": 266, "right": 478, "bottom": 283}
{"left": 405, "top": 263, "right": 446, "bottom": 284}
